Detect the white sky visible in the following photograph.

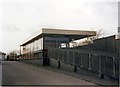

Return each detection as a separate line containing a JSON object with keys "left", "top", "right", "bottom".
{"left": 0, "top": 0, "right": 119, "bottom": 53}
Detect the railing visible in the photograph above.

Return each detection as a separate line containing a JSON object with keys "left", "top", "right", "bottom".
{"left": 48, "top": 48, "right": 119, "bottom": 79}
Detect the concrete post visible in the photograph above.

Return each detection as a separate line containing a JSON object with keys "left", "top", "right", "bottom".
{"left": 80, "top": 53, "right": 83, "bottom": 68}
{"left": 99, "top": 55, "right": 104, "bottom": 79}
{"left": 67, "top": 50, "right": 69, "bottom": 64}
{"left": 58, "top": 60, "right": 60, "bottom": 69}
{"left": 73, "top": 51, "right": 77, "bottom": 72}
{"left": 88, "top": 54, "right": 91, "bottom": 70}
{"left": 113, "top": 57, "right": 115, "bottom": 77}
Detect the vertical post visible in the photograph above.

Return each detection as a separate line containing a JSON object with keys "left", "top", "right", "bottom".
{"left": 99, "top": 55, "right": 104, "bottom": 79}
{"left": 89, "top": 54, "right": 91, "bottom": 70}
{"left": 43, "top": 36, "right": 49, "bottom": 66}
{"left": 58, "top": 60, "right": 60, "bottom": 69}
{"left": 99, "top": 55, "right": 101, "bottom": 76}
{"left": 58, "top": 48, "right": 60, "bottom": 68}
{"left": 73, "top": 51, "right": 77, "bottom": 72}
{"left": 113, "top": 57, "right": 115, "bottom": 77}
{"left": 80, "top": 53, "right": 83, "bottom": 68}
{"left": 67, "top": 50, "right": 69, "bottom": 64}
{"left": 73, "top": 51, "right": 74, "bottom": 65}
{"left": 67, "top": 42, "right": 70, "bottom": 48}
{"left": 43, "top": 36, "right": 45, "bottom": 65}
{"left": 66, "top": 43, "right": 67, "bottom": 48}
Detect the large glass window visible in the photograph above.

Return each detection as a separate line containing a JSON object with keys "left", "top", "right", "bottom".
{"left": 22, "top": 46, "right": 26, "bottom": 54}
{"left": 21, "top": 38, "right": 43, "bottom": 54}
{"left": 31, "top": 42, "right": 34, "bottom": 52}
{"left": 44, "top": 36, "right": 69, "bottom": 49}
{"left": 38, "top": 38, "right": 43, "bottom": 50}
{"left": 34, "top": 40, "right": 37, "bottom": 51}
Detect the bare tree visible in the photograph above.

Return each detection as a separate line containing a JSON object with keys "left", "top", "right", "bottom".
{"left": 8, "top": 50, "right": 19, "bottom": 61}
{"left": 77, "top": 29, "right": 104, "bottom": 46}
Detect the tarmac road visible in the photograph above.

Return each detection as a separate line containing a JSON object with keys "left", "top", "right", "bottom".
{"left": 2, "top": 61, "right": 98, "bottom": 86}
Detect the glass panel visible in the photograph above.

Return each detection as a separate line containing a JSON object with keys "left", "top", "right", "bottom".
{"left": 38, "top": 38, "right": 43, "bottom": 50}
{"left": 44, "top": 36, "right": 69, "bottom": 49}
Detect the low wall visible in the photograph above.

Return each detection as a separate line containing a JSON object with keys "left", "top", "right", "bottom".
{"left": 49, "top": 58, "right": 99, "bottom": 77}
{"left": 20, "top": 58, "right": 43, "bottom": 66}
{"left": 49, "top": 58, "right": 119, "bottom": 80}
{"left": 49, "top": 58, "right": 58, "bottom": 68}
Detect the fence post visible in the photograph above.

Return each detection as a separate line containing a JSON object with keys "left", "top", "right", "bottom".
{"left": 99, "top": 55, "right": 104, "bottom": 79}
{"left": 58, "top": 49, "right": 60, "bottom": 69}
{"left": 80, "top": 53, "right": 83, "bottom": 68}
{"left": 73, "top": 51, "right": 74, "bottom": 65}
{"left": 73, "top": 51, "right": 77, "bottom": 72}
{"left": 113, "top": 57, "right": 115, "bottom": 77}
{"left": 67, "top": 50, "right": 69, "bottom": 64}
{"left": 58, "top": 60, "right": 60, "bottom": 69}
{"left": 88, "top": 54, "right": 91, "bottom": 70}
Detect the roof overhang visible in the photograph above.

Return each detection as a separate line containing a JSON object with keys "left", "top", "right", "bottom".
{"left": 20, "top": 28, "right": 96, "bottom": 46}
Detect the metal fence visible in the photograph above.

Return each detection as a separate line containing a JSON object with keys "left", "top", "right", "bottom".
{"left": 74, "top": 35, "right": 119, "bottom": 57}
{"left": 48, "top": 48, "right": 119, "bottom": 79}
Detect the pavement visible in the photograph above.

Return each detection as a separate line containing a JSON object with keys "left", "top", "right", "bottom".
{"left": 2, "top": 61, "right": 101, "bottom": 86}
{"left": 22, "top": 61, "right": 119, "bottom": 86}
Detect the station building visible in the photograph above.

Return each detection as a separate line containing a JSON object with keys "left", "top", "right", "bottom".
{"left": 20, "top": 28, "right": 96, "bottom": 65}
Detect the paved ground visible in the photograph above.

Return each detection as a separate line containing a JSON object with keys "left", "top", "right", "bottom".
{"left": 2, "top": 61, "right": 99, "bottom": 86}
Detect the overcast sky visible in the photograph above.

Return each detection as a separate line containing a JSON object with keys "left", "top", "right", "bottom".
{"left": 0, "top": 0, "right": 119, "bottom": 53}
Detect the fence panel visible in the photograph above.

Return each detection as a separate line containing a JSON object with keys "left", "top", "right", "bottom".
{"left": 55, "top": 48, "right": 58, "bottom": 60}
{"left": 91, "top": 54, "right": 99, "bottom": 73}
{"left": 75, "top": 52, "right": 81, "bottom": 67}
{"left": 47, "top": 47, "right": 118, "bottom": 79}
{"left": 69, "top": 51, "right": 74, "bottom": 65}
{"left": 114, "top": 57, "right": 119, "bottom": 78}
{"left": 101, "top": 56, "right": 114, "bottom": 77}
{"left": 62, "top": 50, "right": 67, "bottom": 63}
{"left": 81, "top": 53, "right": 89, "bottom": 69}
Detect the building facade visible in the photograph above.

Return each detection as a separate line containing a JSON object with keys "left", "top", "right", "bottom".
{"left": 20, "top": 28, "right": 96, "bottom": 65}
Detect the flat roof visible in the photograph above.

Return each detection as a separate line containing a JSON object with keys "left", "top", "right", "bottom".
{"left": 21, "top": 28, "right": 96, "bottom": 46}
